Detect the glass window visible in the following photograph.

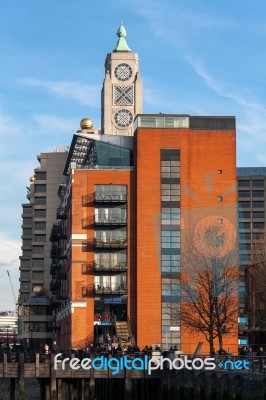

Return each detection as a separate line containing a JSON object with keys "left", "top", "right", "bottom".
{"left": 253, "top": 211, "right": 264, "bottom": 218}
{"left": 253, "top": 232, "right": 264, "bottom": 240}
{"left": 252, "top": 201, "right": 264, "bottom": 208}
{"left": 35, "top": 197, "right": 46, "bottom": 205}
{"left": 252, "top": 180, "right": 264, "bottom": 187}
{"left": 23, "top": 228, "right": 32, "bottom": 236}
{"left": 238, "top": 191, "right": 250, "bottom": 197}
{"left": 32, "top": 259, "right": 44, "bottom": 268}
{"left": 238, "top": 180, "right": 250, "bottom": 187}
{"left": 34, "top": 185, "right": 46, "bottom": 193}
{"left": 238, "top": 222, "right": 251, "bottom": 229}
{"left": 32, "top": 246, "right": 44, "bottom": 254}
{"left": 253, "top": 222, "right": 265, "bottom": 229}
{"left": 35, "top": 222, "right": 46, "bottom": 230}
{"left": 34, "top": 235, "right": 46, "bottom": 242}
{"left": 252, "top": 191, "right": 264, "bottom": 197}
{"left": 35, "top": 210, "right": 46, "bottom": 218}
{"left": 239, "top": 232, "right": 251, "bottom": 240}
{"left": 239, "top": 243, "right": 251, "bottom": 250}
{"left": 35, "top": 172, "right": 46, "bottom": 180}
{"left": 238, "top": 212, "right": 251, "bottom": 219}
{"left": 239, "top": 201, "right": 250, "bottom": 209}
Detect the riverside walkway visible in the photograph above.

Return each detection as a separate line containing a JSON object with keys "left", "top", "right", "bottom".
{"left": 0, "top": 351, "right": 266, "bottom": 399}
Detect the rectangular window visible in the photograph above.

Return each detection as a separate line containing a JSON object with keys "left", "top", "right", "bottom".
{"left": 34, "top": 235, "right": 46, "bottom": 242}
{"left": 35, "top": 222, "right": 46, "bottom": 230}
{"left": 252, "top": 201, "right": 264, "bottom": 208}
{"left": 239, "top": 243, "right": 251, "bottom": 250}
{"left": 238, "top": 191, "right": 250, "bottom": 197}
{"left": 253, "top": 232, "right": 264, "bottom": 240}
{"left": 239, "top": 232, "right": 251, "bottom": 240}
{"left": 238, "top": 180, "right": 250, "bottom": 187}
{"left": 35, "top": 197, "right": 46, "bottom": 205}
{"left": 253, "top": 211, "right": 264, "bottom": 218}
{"left": 32, "top": 259, "right": 44, "bottom": 268}
{"left": 32, "top": 246, "right": 44, "bottom": 254}
{"left": 253, "top": 222, "right": 265, "bottom": 229}
{"left": 239, "top": 201, "right": 250, "bottom": 209}
{"left": 34, "top": 185, "right": 46, "bottom": 193}
{"left": 238, "top": 212, "right": 251, "bottom": 219}
{"left": 252, "top": 180, "right": 264, "bottom": 187}
{"left": 35, "top": 172, "right": 47, "bottom": 180}
{"left": 35, "top": 210, "right": 46, "bottom": 218}
{"left": 252, "top": 191, "right": 264, "bottom": 197}
{"left": 22, "top": 228, "right": 32, "bottom": 236}
{"left": 238, "top": 222, "right": 251, "bottom": 229}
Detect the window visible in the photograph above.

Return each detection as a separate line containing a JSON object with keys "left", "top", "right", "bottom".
{"left": 253, "top": 222, "right": 265, "bottom": 229}
{"left": 238, "top": 212, "right": 251, "bottom": 219}
{"left": 238, "top": 191, "right": 250, "bottom": 197}
{"left": 35, "top": 222, "right": 46, "bottom": 230}
{"left": 252, "top": 180, "right": 264, "bottom": 187}
{"left": 239, "top": 243, "right": 251, "bottom": 251}
{"left": 239, "top": 201, "right": 250, "bottom": 209}
{"left": 35, "top": 197, "right": 46, "bottom": 205}
{"left": 253, "top": 232, "right": 264, "bottom": 240}
{"left": 239, "top": 232, "right": 251, "bottom": 240}
{"left": 35, "top": 172, "right": 46, "bottom": 180}
{"left": 161, "top": 208, "right": 180, "bottom": 225}
{"left": 217, "top": 218, "right": 223, "bottom": 224}
{"left": 161, "top": 254, "right": 180, "bottom": 273}
{"left": 23, "top": 228, "right": 32, "bottom": 236}
{"left": 238, "top": 222, "right": 251, "bottom": 229}
{"left": 32, "top": 259, "right": 44, "bottom": 268}
{"left": 252, "top": 191, "right": 264, "bottom": 197}
{"left": 218, "top": 196, "right": 223, "bottom": 201}
{"left": 34, "top": 235, "right": 46, "bottom": 242}
{"left": 35, "top": 210, "right": 46, "bottom": 218}
{"left": 252, "top": 201, "right": 264, "bottom": 208}
{"left": 32, "top": 246, "right": 44, "bottom": 254}
{"left": 161, "top": 230, "right": 180, "bottom": 248}
{"left": 253, "top": 211, "right": 264, "bottom": 219}
{"left": 238, "top": 180, "right": 250, "bottom": 187}
{"left": 34, "top": 185, "right": 46, "bottom": 193}
{"left": 218, "top": 170, "right": 223, "bottom": 174}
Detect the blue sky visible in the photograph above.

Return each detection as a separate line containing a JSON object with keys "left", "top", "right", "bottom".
{"left": 0, "top": 0, "right": 266, "bottom": 310}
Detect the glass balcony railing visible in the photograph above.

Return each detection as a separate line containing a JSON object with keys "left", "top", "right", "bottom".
{"left": 94, "top": 238, "right": 127, "bottom": 248}
{"left": 94, "top": 192, "right": 127, "bottom": 203}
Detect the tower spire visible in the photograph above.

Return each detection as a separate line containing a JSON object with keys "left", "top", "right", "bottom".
{"left": 113, "top": 23, "right": 131, "bottom": 52}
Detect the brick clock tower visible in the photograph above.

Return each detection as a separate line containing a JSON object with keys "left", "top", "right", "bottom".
{"left": 101, "top": 24, "right": 143, "bottom": 136}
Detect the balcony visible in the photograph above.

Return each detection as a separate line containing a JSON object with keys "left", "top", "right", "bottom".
{"left": 94, "top": 238, "right": 127, "bottom": 249}
{"left": 94, "top": 261, "right": 127, "bottom": 272}
{"left": 50, "top": 245, "right": 67, "bottom": 260}
{"left": 94, "top": 284, "right": 127, "bottom": 295}
{"left": 50, "top": 262, "right": 61, "bottom": 275}
{"left": 56, "top": 206, "right": 67, "bottom": 220}
{"left": 94, "top": 192, "right": 127, "bottom": 203}
{"left": 50, "top": 279, "right": 61, "bottom": 292}
{"left": 50, "top": 224, "right": 67, "bottom": 241}
{"left": 83, "top": 216, "right": 127, "bottom": 228}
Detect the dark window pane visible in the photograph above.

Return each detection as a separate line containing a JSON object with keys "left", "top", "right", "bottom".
{"left": 238, "top": 191, "right": 250, "bottom": 197}
{"left": 238, "top": 180, "right": 250, "bottom": 187}
{"left": 252, "top": 191, "right": 264, "bottom": 197}
{"left": 253, "top": 222, "right": 265, "bottom": 229}
{"left": 238, "top": 222, "right": 251, "bottom": 229}
{"left": 252, "top": 180, "right": 264, "bottom": 187}
{"left": 253, "top": 211, "right": 264, "bottom": 218}
{"left": 252, "top": 201, "right": 264, "bottom": 208}
{"left": 239, "top": 202, "right": 250, "bottom": 209}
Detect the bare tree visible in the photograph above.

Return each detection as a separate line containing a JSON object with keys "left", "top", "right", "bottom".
{"left": 179, "top": 220, "right": 238, "bottom": 353}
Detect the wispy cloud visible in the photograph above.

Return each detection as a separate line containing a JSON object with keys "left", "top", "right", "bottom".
{"left": 18, "top": 77, "right": 101, "bottom": 107}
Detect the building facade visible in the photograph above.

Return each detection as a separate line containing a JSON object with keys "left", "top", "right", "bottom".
{"left": 18, "top": 25, "right": 239, "bottom": 354}
{"left": 237, "top": 167, "right": 266, "bottom": 346}
{"left": 54, "top": 114, "right": 238, "bottom": 354}
{"left": 18, "top": 149, "right": 68, "bottom": 348}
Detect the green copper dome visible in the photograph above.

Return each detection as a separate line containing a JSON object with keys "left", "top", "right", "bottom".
{"left": 113, "top": 23, "right": 131, "bottom": 52}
